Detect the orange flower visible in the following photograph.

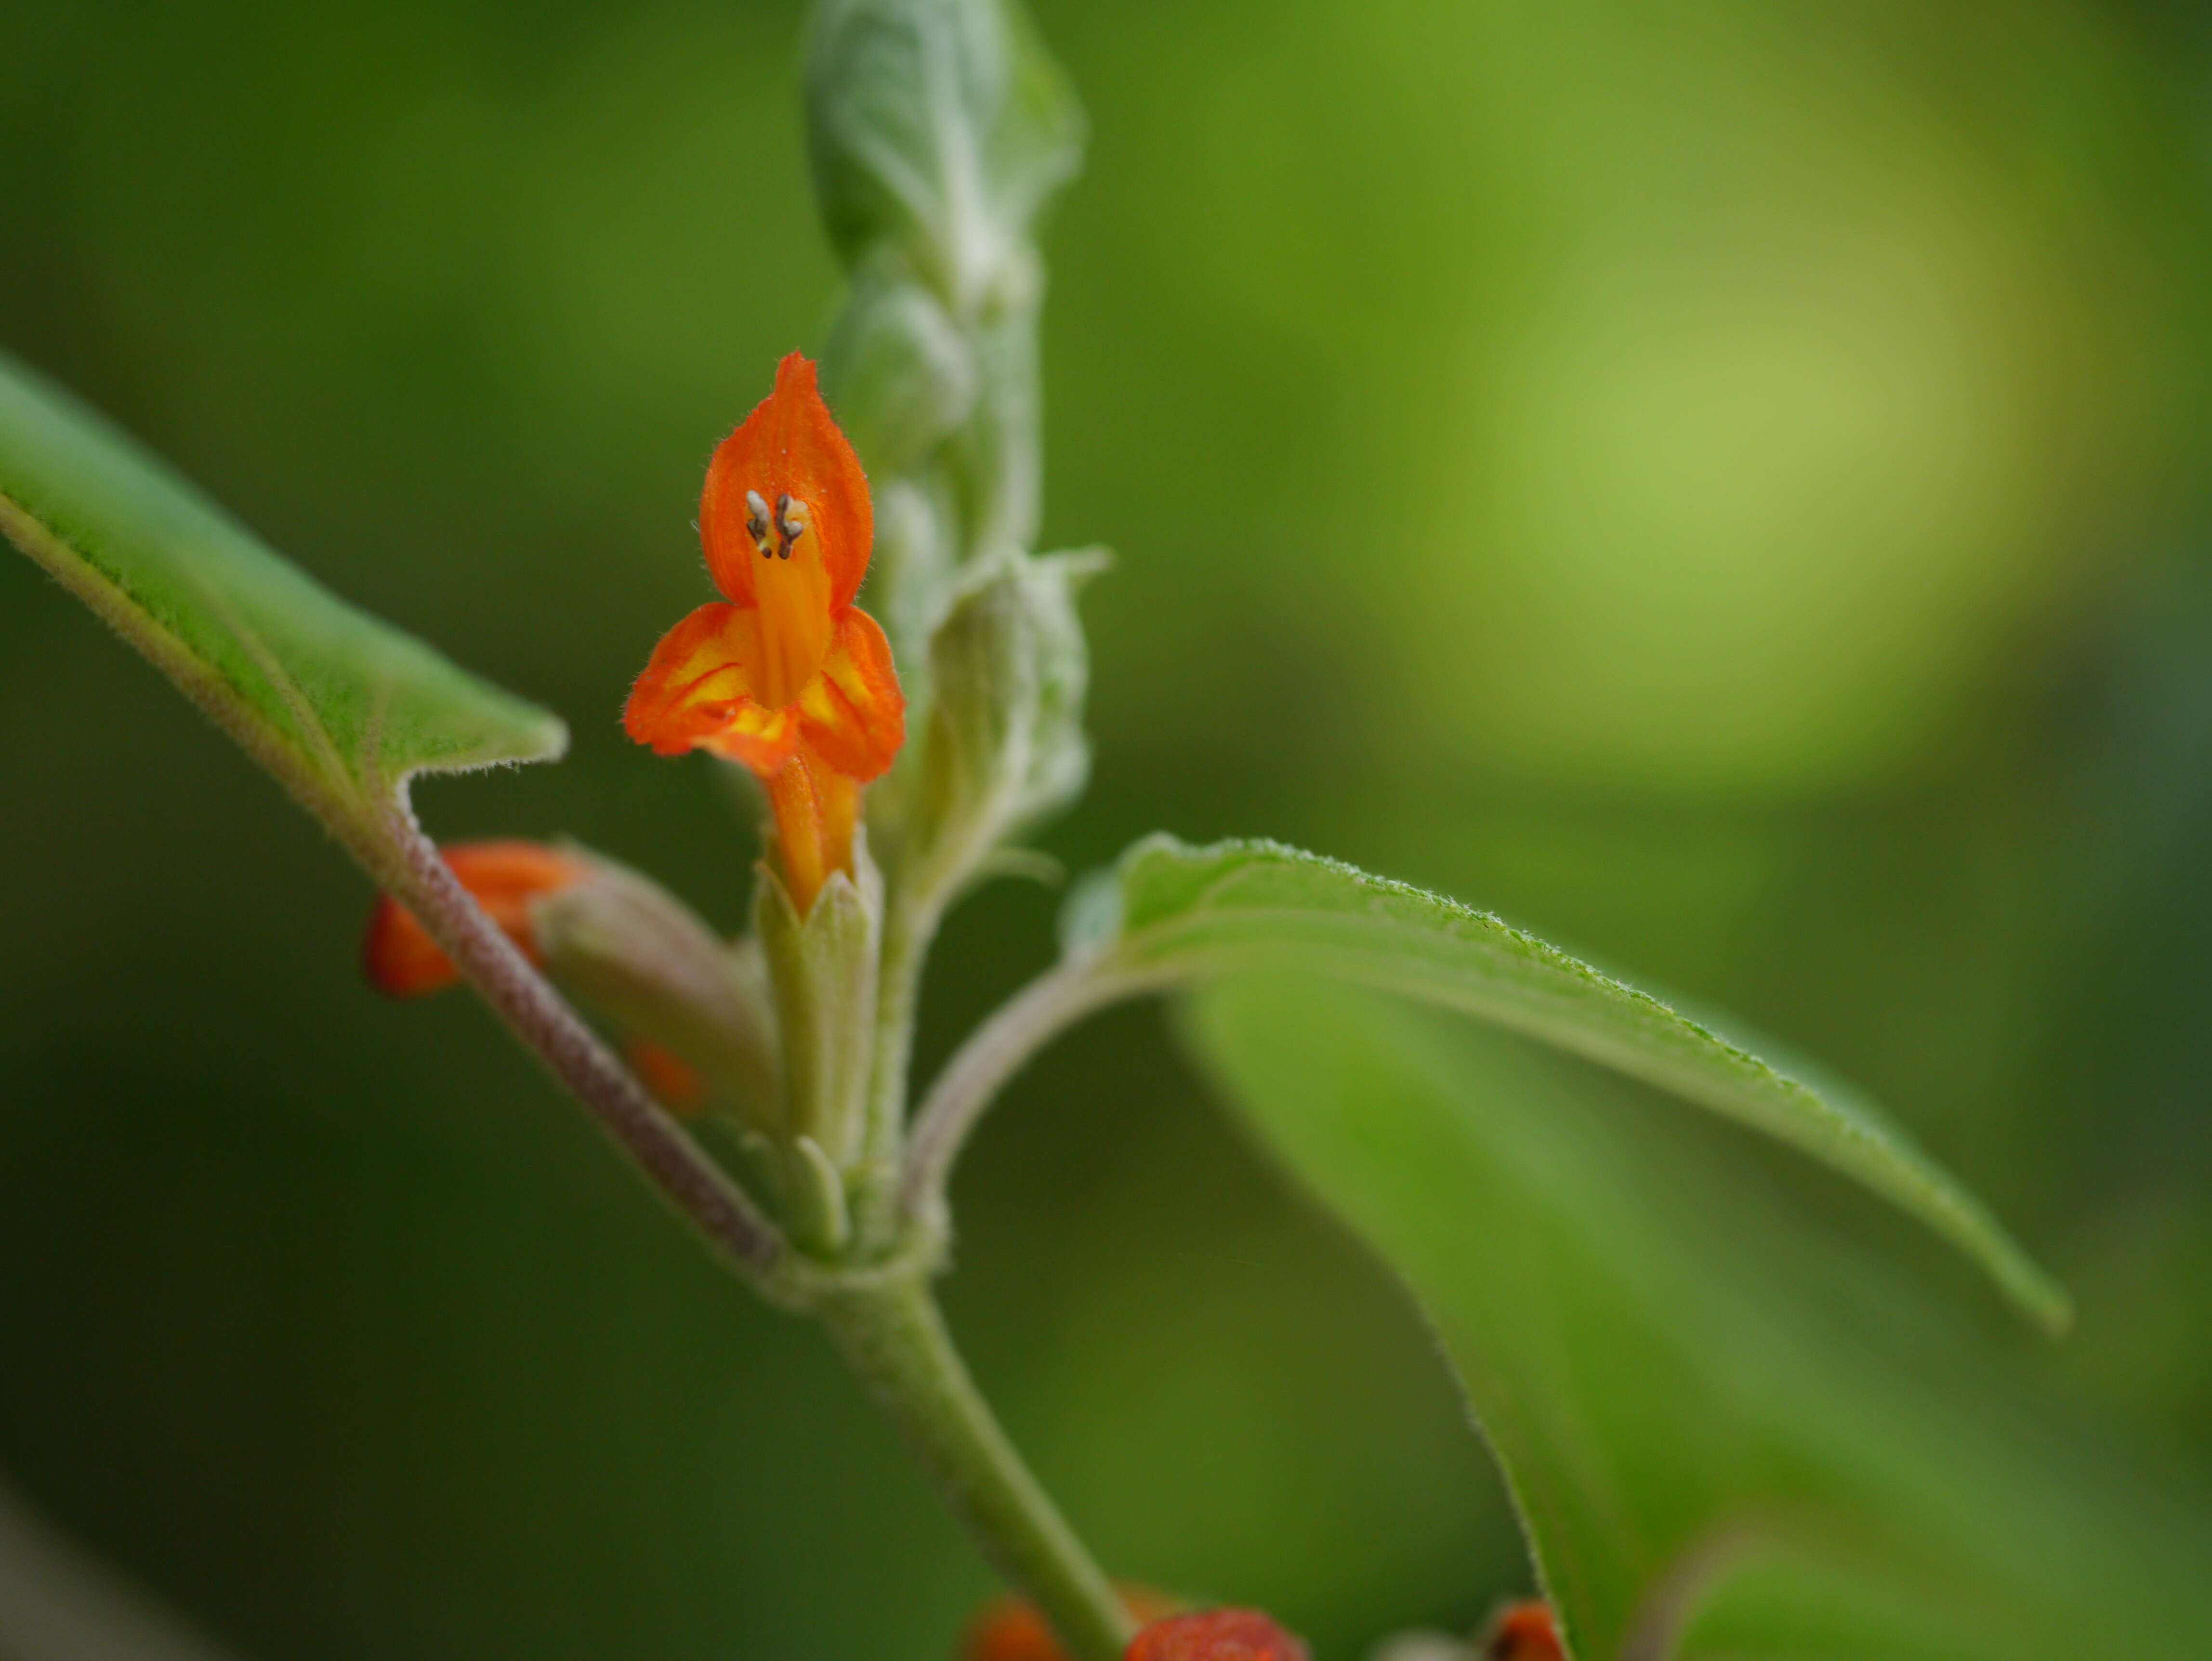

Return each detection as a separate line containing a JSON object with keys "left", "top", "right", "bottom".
{"left": 623, "top": 353, "right": 905, "bottom": 911}
{"left": 1122, "top": 1610, "right": 1308, "bottom": 1661}
{"left": 624, "top": 1039, "right": 708, "bottom": 1117}
{"left": 964, "top": 1589, "right": 1183, "bottom": 1661}
{"left": 1481, "top": 1602, "right": 1564, "bottom": 1661}
{"left": 363, "top": 840, "right": 585, "bottom": 997}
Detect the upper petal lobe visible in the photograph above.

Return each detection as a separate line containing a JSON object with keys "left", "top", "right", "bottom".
{"left": 700, "top": 354, "right": 873, "bottom": 613}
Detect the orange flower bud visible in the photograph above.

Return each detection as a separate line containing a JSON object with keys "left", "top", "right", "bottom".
{"left": 624, "top": 353, "right": 905, "bottom": 911}
{"left": 363, "top": 841, "right": 586, "bottom": 997}
{"left": 964, "top": 1590, "right": 1182, "bottom": 1661}
{"left": 1123, "top": 1610, "right": 1309, "bottom": 1661}
{"left": 625, "top": 1039, "right": 708, "bottom": 1117}
{"left": 965, "top": 1598, "right": 1067, "bottom": 1661}
{"left": 1481, "top": 1602, "right": 1564, "bottom": 1661}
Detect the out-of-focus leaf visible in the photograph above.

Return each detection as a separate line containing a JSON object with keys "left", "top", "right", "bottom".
{"left": 806, "top": 0, "right": 1084, "bottom": 309}
{"left": 1183, "top": 977, "right": 2212, "bottom": 1661}
{"left": 0, "top": 1474, "right": 237, "bottom": 1661}
{"left": 0, "top": 350, "right": 566, "bottom": 867}
{"left": 1069, "top": 836, "right": 2066, "bottom": 1331}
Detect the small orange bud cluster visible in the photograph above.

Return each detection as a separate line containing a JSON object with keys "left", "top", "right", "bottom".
{"left": 623, "top": 1038, "right": 708, "bottom": 1113}
{"left": 1482, "top": 1602, "right": 1564, "bottom": 1661}
{"left": 1125, "top": 1611, "right": 1308, "bottom": 1661}
{"left": 962, "top": 1595, "right": 1561, "bottom": 1661}
{"left": 964, "top": 1600, "right": 1304, "bottom": 1661}
{"left": 363, "top": 841, "right": 584, "bottom": 998}
{"left": 966, "top": 1590, "right": 1184, "bottom": 1661}
{"left": 364, "top": 841, "right": 714, "bottom": 1118}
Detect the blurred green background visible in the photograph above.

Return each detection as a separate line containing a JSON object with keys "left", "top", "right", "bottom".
{"left": 4, "top": 0, "right": 2211, "bottom": 1655}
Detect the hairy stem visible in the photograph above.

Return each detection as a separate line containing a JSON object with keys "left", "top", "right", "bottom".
{"left": 900, "top": 955, "right": 1178, "bottom": 1230}
{"left": 814, "top": 1273, "right": 1132, "bottom": 1661}
{"left": 377, "top": 793, "right": 789, "bottom": 1279}
{"left": 851, "top": 890, "right": 934, "bottom": 1251}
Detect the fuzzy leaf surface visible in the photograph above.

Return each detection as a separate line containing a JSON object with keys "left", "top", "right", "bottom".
{"left": 1074, "top": 835, "right": 2066, "bottom": 1330}
{"left": 0, "top": 351, "right": 565, "bottom": 857}
{"left": 806, "top": 0, "right": 1084, "bottom": 305}
{"left": 1185, "top": 978, "right": 2212, "bottom": 1661}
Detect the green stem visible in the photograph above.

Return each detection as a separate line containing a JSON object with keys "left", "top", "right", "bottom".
{"left": 850, "top": 883, "right": 941, "bottom": 1254}
{"left": 814, "top": 1272, "right": 1132, "bottom": 1661}
{"left": 862, "top": 901, "right": 928, "bottom": 1175}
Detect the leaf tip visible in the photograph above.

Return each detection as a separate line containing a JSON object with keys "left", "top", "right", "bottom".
{"left": 2016, "top": 1267, "right": 2075, "bottom": 1340}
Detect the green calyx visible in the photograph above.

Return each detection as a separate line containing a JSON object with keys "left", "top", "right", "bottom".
{"left": 753, "top": 836, "right": 887, "bottom": 1256}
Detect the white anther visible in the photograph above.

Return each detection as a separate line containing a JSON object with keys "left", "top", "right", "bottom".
{"left": 744, "top": 489, "right": 775, "bottom": 556}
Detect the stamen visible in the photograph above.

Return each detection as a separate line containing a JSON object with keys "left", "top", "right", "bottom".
{"left": 745, "top": 488, "right": 775, "bottom": 558}
{"left": 776, "top": 493, "right": 809, "bottom": 560}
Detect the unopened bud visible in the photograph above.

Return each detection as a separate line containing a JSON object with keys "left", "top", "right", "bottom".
{"left": 883, "top": 549, "right": 1100, "bottom": 910}
{"left": 821, "top": 265, "right": 977, "bottom": 477}
{"left": 365, "top": 840, "right": 779, "bottom": 1124}
{"left": 625, "top": 1040, "right": 709, "bottom": 1117}
{"left": 363, "top": 841, "right": 586, "bottom": 997}
{"left": 529, "top": 857, "right": 778, "bottom": 1119}
{"left": 1479, "top": 1603, "right": 1563, "bottom": 1661}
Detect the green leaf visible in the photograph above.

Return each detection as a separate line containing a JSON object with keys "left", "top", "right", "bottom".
{"left": 1072, "top": 835, "right": 2067, "bottom": 1331}
{"left": 0, "top": 350, "right": 566, "bottom": 871}
{"left": 1183, "top": 979, "right": 2212, "bottom": 1661}
{"left": 1, "top": 352, "right": 791, "bottom": 1287}
{"left": 806, "top": 0, "right": 1085, "bottom": 310}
